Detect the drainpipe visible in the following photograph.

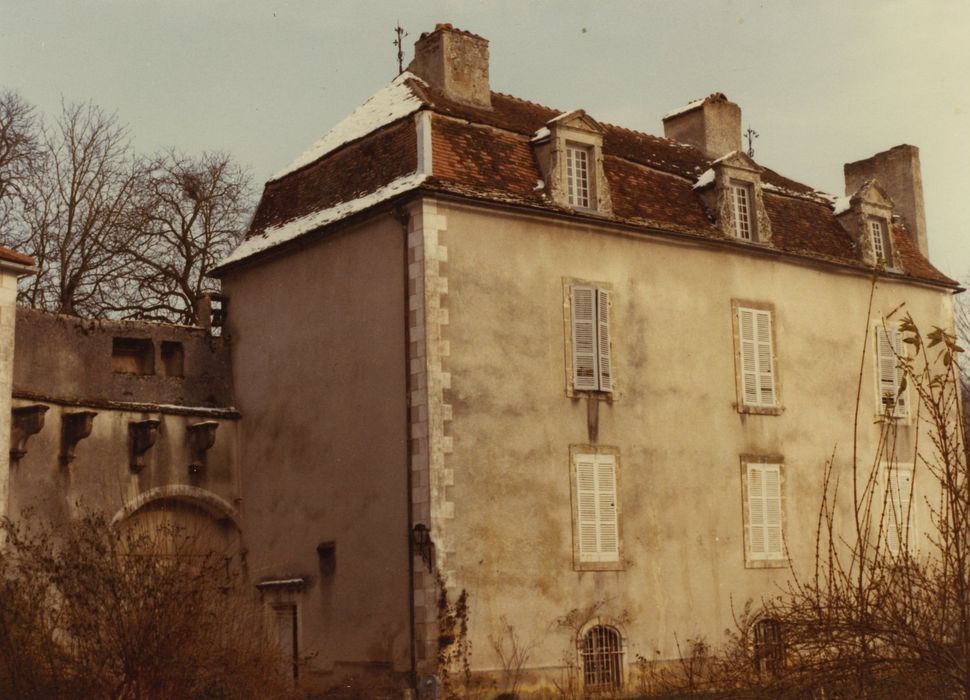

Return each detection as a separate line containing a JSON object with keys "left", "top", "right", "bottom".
{"left": 396, "top": 203, "right": 419, "bottom": 694}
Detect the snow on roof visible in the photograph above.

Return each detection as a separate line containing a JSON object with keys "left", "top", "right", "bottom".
{"left": 530, "top": 126, "right": 550, "bottom": 142}
{"left": 270, "top": 72, "right": 426, "bottom": 182}
{"left": 693, "top": 168, "right": 715, "bottom": 189}
{"left": 832, "top": 196, "right": 852, "bottom": 216}
{"left": 218, "top": 172, "right": 428, "bottom": 269}
{"left": 663, "top": 98, "right": 705, "bottom": 121}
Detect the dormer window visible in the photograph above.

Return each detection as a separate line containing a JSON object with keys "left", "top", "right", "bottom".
{"left": 532, "top": 110, "right": 612, "bottom": 216}
{"left": 869, "top": 219, "right": 890, "bottom": 264}
{"left": 566, "top": 144, "right": 591, "bottom": 208}
{"left": 731, "top": 182, "right": 754, "bottom": 240}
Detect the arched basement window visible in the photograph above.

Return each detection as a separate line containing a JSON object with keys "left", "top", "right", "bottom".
{"left": 581, "top": 624, "right": 623, "bottom": 691}
{"left": 753, "top": 617, "right": 784, "bottom": 674}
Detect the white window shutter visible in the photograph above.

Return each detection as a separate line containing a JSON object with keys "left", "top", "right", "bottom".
{"left": 596, "top": 454, "right": 619, "bottom": 559}
{"left": 763, "top": 466, "right": 783, "bottom": 557}
{"left": 739, "top": 308, "right": 759, "bottom": 405}
{"left": 754, "top": 310, "right": 776, "bottom": 406}
{"left": 876, "top": 327, "right": 907, "bottom": 417}
{"left": 576, "top": 454, "right": 599, "bottom": 560}
{"left": 572, "top": 286, "right": 598, "bottom": 391}
{"left": 747, "top": 463, "right": 783, "bottom": 561}
{"left": 886, "top": 465, "right": 913, "bottom": 554}
{"left": 596, "top": 289, "right": 613, "bottom": 392}
{"left": 738, "top": 307, "right": 775, "bottom": 407}
{"left": 747, "top": 465, "right": 766, "bottom": 557}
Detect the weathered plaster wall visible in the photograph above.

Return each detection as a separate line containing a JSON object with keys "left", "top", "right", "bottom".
{"left": 14, "top": 309, "right": 232, "bottom": 408}
{"left": 0, "top": 268, "right": 22, "bottom": 519}
{"left": 8, "top": 399, "right": 240, "bottom": 532}
{"left": 220, "top": 214, "right": 412, "bottom": 686}
{"left": 9, "top": 309, "right": 240, "bottom": 534}
{"left": 429, "top": 199, "right": 954, "bottom": 685}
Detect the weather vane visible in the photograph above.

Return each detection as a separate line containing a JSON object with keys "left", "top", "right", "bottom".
{"left": 394, "top": 22, "right": 408, "bottom": 75}
{"left": 745, "top": 127, "right": 759, "bottom": 158}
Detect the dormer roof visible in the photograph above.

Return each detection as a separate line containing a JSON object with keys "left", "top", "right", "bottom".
{"left": 547, "top": 109, "right": 605, "bottom": 134}
{"left": 212, "top": 74, "right": 955, "bottom": 290}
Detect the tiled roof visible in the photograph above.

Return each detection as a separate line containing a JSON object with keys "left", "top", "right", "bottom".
{"left": 0, "top": 246, "right": 34, "bottom": 267}
{"left": 234, "top": 77, "right": 955, "bottom": 288}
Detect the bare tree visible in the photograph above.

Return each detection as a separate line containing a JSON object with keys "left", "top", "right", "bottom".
{"left": 0, "top": 510, "right": 301, "bottom": 699}
{"left": 13, "top": 101, "right": 142, "bottom": 317}
{"left": 0, "top": 90, "right": 42, "bottom": 238}
{"left": 117, "top": 150, "right": 251, "bottom": 324}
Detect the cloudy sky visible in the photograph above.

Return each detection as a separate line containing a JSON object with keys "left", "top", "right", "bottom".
{"left": 3, "top": 1, "right": 968, "bottom": 280}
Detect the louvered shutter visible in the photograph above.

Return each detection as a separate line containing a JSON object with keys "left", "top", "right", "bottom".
{"left": 747, "top": 465, "right": 766, "bottom": 557}
{"left": 596, "top": 454, "right": 619, "bottom": 560}
{"left": 576, "top": 454, "right": 599, "bottom": 561}
{"left": 876, "top": 327, "right": 907, "bottom": 417}
{"left": 763, "top": 466, "right": 783, "bottom": 557}
{"left": 738, "top": 308, "right": 776, "bottom": 407}
{"left": 739, "top": 309, "right": 759, "bottom": 405}
{"left": 572, "top": 286, "right": 598, "bottom": 391}
{"left": 747, "top": 463, "right": 783, "bottom": 561}
{"left": 596, "top": 289, "right": 612, "bottom": 392}
{"left": 754, "top": 310, "right": 776, "bottom": 406}
{"left": 886, "top": 466, "right": 913, "bottom": 555}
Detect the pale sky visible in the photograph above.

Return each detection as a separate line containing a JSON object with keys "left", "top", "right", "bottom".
{"left": 2, "top": 1, "right": 968, "bottom": 281}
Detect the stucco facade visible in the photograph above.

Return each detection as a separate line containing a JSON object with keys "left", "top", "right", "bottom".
{"left": 4, "top": 22, "right": 961, "bottom": 700}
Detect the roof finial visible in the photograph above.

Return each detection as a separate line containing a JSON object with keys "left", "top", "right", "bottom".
{"left": 745, "top": 126, "right": 759, "bottom": 158}
{"left": 393, "top": 22, "right": 408, "bottom": 75}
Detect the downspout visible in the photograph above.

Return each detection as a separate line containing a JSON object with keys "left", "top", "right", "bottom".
{"left": 398, "top": 201, "right": 418, "bottom": 694}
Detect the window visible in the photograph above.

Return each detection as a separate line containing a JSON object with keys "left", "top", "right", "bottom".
{"left": 743, "top": 461, "right": 785, "bottom": 564}
{"left": 581, "top": 625, "right": 623, "bottom": 692}
{"left": 570, "top": 286, "right": 612, "bottom": 393}
{"left": 731, "top": 182, "right": 754, "bottom": 240}
{"left": 112, "top": 337, "right": 154, "bottom": 375}
{"left": 161, "top": 341, "right": 184, "bottom": 377}
{"left": 736, "top": 306, "right": 776, "bottom": 408}
{"left": 565, "top": 144, "right": 591, "bottom": 208}
{"left": 869, "top": 219, "right": 891, "bottom": 264}
{"left": 753, "top": 618, "right": 784, "bottom": 674}
{"left": 875, "top": 325, "right": 908, "bottom": 418}
{"left": 885, "top": 464, "right": 915, "bottom": 555}
{"left": 574, "top": 452, "right": 619, "bottom": 564}
{"left": 273, "top": 603, "right": 299, "bottom": 680}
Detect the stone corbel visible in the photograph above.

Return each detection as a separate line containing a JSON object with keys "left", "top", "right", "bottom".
{"left": 187, "top": 421, "right": 218, "bottom": 474}
{"left": 128, "top": 419, "right": 161, "bottom": 473}
{"left": 11, "top": 405, "right": 50, "bottom": 462}
{"left": 60, "top": 411, "right": 97, "bottom": 466}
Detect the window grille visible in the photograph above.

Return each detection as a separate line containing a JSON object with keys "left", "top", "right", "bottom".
{"left": 581, "top": 625, "right": 623, "bottom": 691}
{"left": 753, "top": 618, "right": 784, "bottom": 674}
{"left": 731, "top": 184, "right": 753, "bottom": 240}
{"left": 273, "top": 603, "right": 299, "bottom": 680}
{"left": 566, "top": 145, "right": 591, "bottom": 208}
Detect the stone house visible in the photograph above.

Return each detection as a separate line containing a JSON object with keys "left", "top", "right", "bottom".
{"left": 2, "top": 22, "right": 961, "bottom": 698}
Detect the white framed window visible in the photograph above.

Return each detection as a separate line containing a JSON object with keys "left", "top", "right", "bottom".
{"left": 566, "top": 144, "right": 591, "bottom": 208}
{"left": 742, "top": 461, "right": 785, "bottom": 564}
{"left": 573, "top": 451, "right": 620, "bottom": 564}
{"left": 869, "top": 219, "right": 889, "bottom": 263}
{"left": 731, "top": 182, "right": 754, "bottom": 240}
{"left": 571, "top": 285, "right": 612, "bottom": 393}
{"left": 875, "top": 325, "right": 908, "bottom": 418}
{"left": 737, "top": 306, "right": 777, "bottom": 408}
{"left": 884, "top": 463, "right": 915, "bottom": 556}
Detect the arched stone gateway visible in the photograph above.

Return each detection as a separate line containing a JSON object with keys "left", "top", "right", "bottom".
{"left": 112, "top": 485, "right": 242, "bottom": 559}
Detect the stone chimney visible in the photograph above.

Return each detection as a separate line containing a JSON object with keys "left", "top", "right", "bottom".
{"left": 844, "top": 145, "right": 928, "bottom": 257}
{"left": 662, "top": 93, "right": 742, "bottom": 159}
{"left": 408, "top": 23, "right": 491, "bottom": 108}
